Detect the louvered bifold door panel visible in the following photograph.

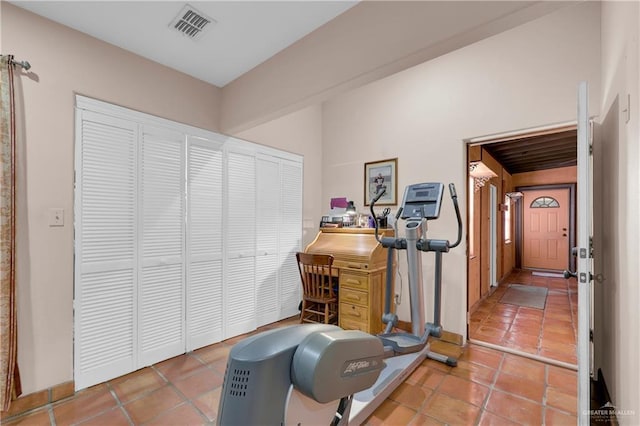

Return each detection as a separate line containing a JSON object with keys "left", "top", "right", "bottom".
{"left": 74, "top": 111, "right": 137, "bottom": 390}
{"left": 186, "top": 138, "right": 223, "bottom": 351}
{"left": 225, "top": 150, "right": 256, "bottom": 338}
{"left": 139, "top": 126, "right": 185, "bottom": 366}
{"left": 279, "top": 160, "right": 303, "bottom": 318}
{"left": 255, "top": 156, "right": 280, "bottom": 327}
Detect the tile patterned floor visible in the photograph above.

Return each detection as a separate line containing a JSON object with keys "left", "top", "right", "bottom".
{"left": 469, "top": 269, "right": 578, "bottom": 365}
{"left": 5, "top": 316, "right": 578, "bottom": 426}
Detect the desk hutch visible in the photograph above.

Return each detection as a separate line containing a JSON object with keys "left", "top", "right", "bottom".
{"left": 305, "top": 227, "right": 394, "bottom": 334}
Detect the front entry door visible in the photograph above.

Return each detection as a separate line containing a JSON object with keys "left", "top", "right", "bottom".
{"left": 522, "top": 188, "right": 570, "bottom": 270}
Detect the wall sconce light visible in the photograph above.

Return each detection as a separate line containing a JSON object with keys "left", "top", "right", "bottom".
{"left": 469, "top": 161, "right": 498, "bottom": 192}
{"left": 506, "top": 191, "right": 524, "bottom": 199}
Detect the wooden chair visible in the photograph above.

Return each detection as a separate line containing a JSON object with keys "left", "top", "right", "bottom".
{"left": 296, "top": 252, "right": 338, "bottom": 325}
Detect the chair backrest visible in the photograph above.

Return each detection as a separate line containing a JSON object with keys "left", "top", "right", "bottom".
{"left": 296, "top": 252, "right": 335, "bottom": 300}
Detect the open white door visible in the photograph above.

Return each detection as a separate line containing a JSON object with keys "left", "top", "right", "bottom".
{"left": 575, "top": 81, "right": 594, "bottom": 424}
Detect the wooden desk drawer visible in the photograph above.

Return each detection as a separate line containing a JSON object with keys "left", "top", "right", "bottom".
{"left": 340, "top": 317, "right": 368, "bottom": 332}
{"left": 340, "top": 271, "right": 369, "bottom": 291}
{"left": 340, "top": 302, "right": 369, "bottom": 321}
{"left": 340, "top": 288, "right": 368, "bottom": 306}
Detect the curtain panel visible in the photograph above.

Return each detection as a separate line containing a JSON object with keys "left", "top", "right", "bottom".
{"left": 0, "top": 54, "right": 21, "bottom": 411}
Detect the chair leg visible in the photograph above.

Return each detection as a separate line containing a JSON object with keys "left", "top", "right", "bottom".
{"left": 324, "top": 303, "right": 329, "bottom": 324}
{"left": 299, "top": 300, "right": 306, "bottom": 324}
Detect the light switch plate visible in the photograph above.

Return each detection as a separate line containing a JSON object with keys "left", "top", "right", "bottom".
{"left": 49, "top": 208, "right": 64, "bottom": 226}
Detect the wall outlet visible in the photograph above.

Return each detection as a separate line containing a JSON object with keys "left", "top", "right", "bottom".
{"left": 49, "top": 208, "right": 64, "bottom": 226}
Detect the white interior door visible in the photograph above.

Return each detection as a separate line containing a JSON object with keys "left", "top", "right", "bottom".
{"left": 576, "top": 81, "right": 594, "bottom": 424}
{"left": 138, "top": 126, "right": 185, "bottom": 366}
{"left": 186, "top": 137, "right": 224, "bottom": 351}
{"left": 74, "top": 111, "right": 137, "bottom": 390}
{"left": 256, "top": 155, "right": 280, "bottom": 327}
{"left": 279, "top": 160, "right": 303, "bottom": 318}
{"left": 225, "top": 149, "right": 257, "bottom": 337}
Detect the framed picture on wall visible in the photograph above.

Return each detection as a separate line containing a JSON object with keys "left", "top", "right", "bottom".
{"left": 364, "top": 158, "right": 398, "bottom": 206}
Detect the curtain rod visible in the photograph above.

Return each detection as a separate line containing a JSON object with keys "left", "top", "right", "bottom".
{"left": 1, "top": 55, "right": 31, "bottom": 71}
{"left": 10, "top": 58, "right": 31, "bottom": 71}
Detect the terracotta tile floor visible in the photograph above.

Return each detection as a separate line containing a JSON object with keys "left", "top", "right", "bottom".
{"left": 5, "top": 316, "right": 578, "bottom": 426}
{"left": 469, "top": 269, "right": 579, "bottom": 365}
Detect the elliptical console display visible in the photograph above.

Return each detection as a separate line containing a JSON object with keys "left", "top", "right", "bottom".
{"left": 400, "top": 183, "right": 444, "bottom": 220}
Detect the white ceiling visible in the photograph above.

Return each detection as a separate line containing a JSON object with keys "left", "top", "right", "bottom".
{"left": 11, "top": 1, "right": 358, "bottom": 87}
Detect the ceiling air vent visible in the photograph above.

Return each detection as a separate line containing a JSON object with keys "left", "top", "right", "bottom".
{"left": 170, "top": 4, "right": 215, "bottom": 40}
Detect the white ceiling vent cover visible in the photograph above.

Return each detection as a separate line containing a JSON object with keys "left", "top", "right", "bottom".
{"left": 170, "top": 4, "right": 215, "bottom": 40}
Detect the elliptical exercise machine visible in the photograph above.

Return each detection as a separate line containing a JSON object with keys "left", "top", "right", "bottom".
{"left": 348, "top": 182, "right": 462, "bottom": 424}
{"left": 216, "top": 182, "right": 462, "bottom": 425}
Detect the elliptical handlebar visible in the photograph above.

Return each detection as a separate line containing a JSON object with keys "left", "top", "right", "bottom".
{"left": 448, "top": 183, "right": 463, "bottom": 249}
{"left": 369, "top": 188, "right": 386, "bottom": 244}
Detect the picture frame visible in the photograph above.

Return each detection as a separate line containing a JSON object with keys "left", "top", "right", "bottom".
{"left": 364, "top": 158, "right": 398, "bottom": 206}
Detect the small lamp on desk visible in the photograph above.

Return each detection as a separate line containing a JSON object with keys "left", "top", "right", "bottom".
{"left": 344, "top": 201, "right": 357, "bottom": 227}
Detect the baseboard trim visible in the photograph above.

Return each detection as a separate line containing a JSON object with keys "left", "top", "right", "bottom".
{"left": 0, "top": 380, "right": 74, "bottom": 420}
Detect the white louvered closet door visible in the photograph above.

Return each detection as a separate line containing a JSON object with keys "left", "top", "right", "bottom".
{"left": 279, "top": 160, "right": 303, "bottom": 319}
{"left": 225, "top": 149, "right": 256, "bottom": 338}
{"left": 74, "top": 111, "right": 137, "bottom": 390}
{"left": 139, "top": 126, "right": 185, "bottom": 366}
{"left": 255, "top": 155, "right": 280, "bottom": 327}
{"left": 186, "top": 137, "right": 224, "bottom": 351}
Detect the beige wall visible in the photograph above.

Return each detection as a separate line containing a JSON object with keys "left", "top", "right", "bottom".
{"left": 234, "top": 105, "right": 324, "bottom": 249}
{"left": 220, "top": 1, "right": 569, "bottom": 134}
{"left": 596, "top": 1, "right": 640, "bottom": 422}
{"left": 321, "top": 2, "right": 601, "bottom": 335}
{"left": 1, "top": 3, "right": 222, "bottom": 394}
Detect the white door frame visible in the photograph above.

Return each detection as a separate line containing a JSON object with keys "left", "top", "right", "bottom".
{"left": 489, "top": 184, "right": 498, "bottom": 287}
{"left": 576, "top": 81, "right": 593, "bottom": 424}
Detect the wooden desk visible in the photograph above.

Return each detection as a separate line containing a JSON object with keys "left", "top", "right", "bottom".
{"left": 305, "top": 227, "right": 394, "bottom": 334}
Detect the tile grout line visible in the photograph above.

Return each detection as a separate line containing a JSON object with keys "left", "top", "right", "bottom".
{"left": 482, "top": 349, "right": 571, "bottom": 424}
{"left": 106, "top": 382, "right": 135, "bottom": 426}
{"left": 475, "top": 350, "right": 509, "bottom": 425}
{"left": 151, "top": 363, "right": 218, "bottom": 424}
{"left": 387, "top": 359, "right": 443, "bottom": 424}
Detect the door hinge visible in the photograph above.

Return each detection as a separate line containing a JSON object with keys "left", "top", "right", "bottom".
{"left": 590, "top": 329, "right": 593, "bottom": 341}
{"left": 589, "top": 236, "right": 594, "bottom": 258}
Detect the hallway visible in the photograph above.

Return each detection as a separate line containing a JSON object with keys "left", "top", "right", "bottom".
{"left": 469, "top": 269, "right": 578, "bottom": 366}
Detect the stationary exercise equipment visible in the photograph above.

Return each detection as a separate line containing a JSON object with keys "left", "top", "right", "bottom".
{"left": 216, "top": 324, "right": 385, "bottom": 425}
{"left": 217, "top": 182, "right": 462, "bottom": 425}
{"left": 372, "top": 182, "right": 462, "bottom": 361}
{"left": 348, "top": 182, "right": 462, "bottom": 424}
